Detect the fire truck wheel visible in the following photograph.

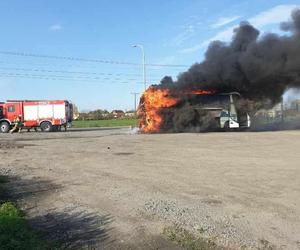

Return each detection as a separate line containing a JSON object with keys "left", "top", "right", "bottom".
{"left": 0, "top": 122, "right": 10, "bottom": 133}
{"left": 40, "top": 121, "right": 53, "bottom": 132}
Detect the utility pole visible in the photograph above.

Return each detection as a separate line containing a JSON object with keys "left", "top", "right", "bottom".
{"left": 131, "top": 92, "right": 139, "bottom": 112}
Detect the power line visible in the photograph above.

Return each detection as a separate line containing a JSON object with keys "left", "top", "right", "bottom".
{"left": 0, "top": 51, "right": 189, "bottom": 68}
{"left": 0, "top": 60, "right": 182, "bottom": 74}
{"left": 0, "top": 66, "right": 162, "bottom": 79}
{"left": 0, "top": 74, "right": 139, "bottom": 84}
{"left": 0, "top": 51, "right": 138, "bottom": 65}
{"left": 0, "top": 72, "right": 156, "bottom": 84}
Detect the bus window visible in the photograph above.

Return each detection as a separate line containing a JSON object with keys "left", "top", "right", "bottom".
{"left": 220, "top": 111, "right": 229, "bottom": 117}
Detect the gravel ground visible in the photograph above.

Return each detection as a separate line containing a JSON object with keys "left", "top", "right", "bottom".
{"left": 0, "top": 128, "right": 300, "bottom": 249}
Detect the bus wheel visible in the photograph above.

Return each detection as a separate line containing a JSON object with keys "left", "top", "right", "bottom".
{"left": 224, "top": 121, "right": 230, "bottom": 132}
{"left": 40, "top": 121, "right": 52, "bottom": 132}
{"left": 0, "top": 122, "right": 10, "bottom": 133}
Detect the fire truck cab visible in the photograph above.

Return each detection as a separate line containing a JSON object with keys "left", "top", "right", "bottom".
{"left": 0, "top": 100, "right": 73, "bottom": 133}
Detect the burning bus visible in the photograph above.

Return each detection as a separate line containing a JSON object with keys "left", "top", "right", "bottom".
{"left": 138, "top": 86, "right": 251, "bottom": 133}
{"left": 137, "top": 9, "right": 300, "bottom": 134}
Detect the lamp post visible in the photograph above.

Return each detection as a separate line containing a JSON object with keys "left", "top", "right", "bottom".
{"left": 132, "top": 44, "right": 146, "bottom": 91}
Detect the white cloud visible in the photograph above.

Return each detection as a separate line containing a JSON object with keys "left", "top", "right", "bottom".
{"left": 211, "top": 15, "right": 241, "bottom": 29}
{"left": 49, "top": 24, "right": 62, "bottom": 31}
{"left": 248, "top": 4, "right": 299, "bottom": 27}
{"left": 179, "top": 27, "right": 236, "bottom": 53}
{"left": 171, "top": 25, "right": 195, "bottom": 46}
{"left": 179, "top": 43, "right": 205, "bottom": 54}
{"left": 180, "top": 4, "right": 300, "bottom": 54}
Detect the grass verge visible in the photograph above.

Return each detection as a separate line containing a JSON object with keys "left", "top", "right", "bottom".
{"left": 72, "top": 118, "right": 138, "bottom": 128}
{"left": 163, "top": 225, "right": 219, "bottom": 250}
{"left": 0, "top": 175, "right": 58, "bottom": 250}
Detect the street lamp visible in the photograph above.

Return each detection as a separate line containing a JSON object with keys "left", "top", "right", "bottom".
{"left": 132, "top": 44, "right": 146, "bottom": 91}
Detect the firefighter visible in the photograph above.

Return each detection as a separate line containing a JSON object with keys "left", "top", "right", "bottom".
{"left": 9, "top": 115, "right": 23, "bottom": 133}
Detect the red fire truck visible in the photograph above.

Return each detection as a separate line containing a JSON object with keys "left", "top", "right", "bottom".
{"left": 0, "top": 100, "right": 73, "bottom": 133}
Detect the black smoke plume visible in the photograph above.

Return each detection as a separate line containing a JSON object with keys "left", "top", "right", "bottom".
{"left": 165, "top": 8, "right": 300, "bottom": 106}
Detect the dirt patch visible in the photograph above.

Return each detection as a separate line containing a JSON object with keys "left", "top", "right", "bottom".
{"left": 1, "top": 128, "right": 300, "bottom": 249}
{"left": 0, "top": 141, "right": 35, "bottom": 149}
{"left": 113, "top": 152, "right": 134, "bottom": 156}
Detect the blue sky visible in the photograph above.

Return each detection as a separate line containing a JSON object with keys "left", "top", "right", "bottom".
{"left": 0, "top": 0, "right": 299, "bottom": 111}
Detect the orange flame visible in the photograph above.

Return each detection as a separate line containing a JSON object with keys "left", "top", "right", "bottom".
{"left": 188, "top": 89, "right": 216, "bottom": 95}
{"left": 138, "top": 86, "right": 215, "bottom": 133}
{"left": 138, "top": 86, "right": 179, "bottom": 133}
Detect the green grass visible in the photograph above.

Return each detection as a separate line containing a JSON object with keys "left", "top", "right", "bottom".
{"left": 0, "top": 176, "right": 58, "bottom": 250}
{"left": 72, "top": 118, "right": 138, "bottom": 128}
{"left": 163, "top": 226, "right": 219, "bottom": 250}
